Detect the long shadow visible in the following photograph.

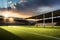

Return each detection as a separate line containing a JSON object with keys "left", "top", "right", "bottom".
{"left": 0, "top": 28, "right": 24, "bottom": 40}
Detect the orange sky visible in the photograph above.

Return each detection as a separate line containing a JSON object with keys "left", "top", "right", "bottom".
{"left": 0, "top": 10, "right": 34, "bottom": 18}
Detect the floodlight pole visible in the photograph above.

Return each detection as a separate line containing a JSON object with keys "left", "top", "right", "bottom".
{"left": 43, "top": 14, "right": 45, "bottom": 28}
{"left": 52, "top": 11, "right": 54, "bottom": 28}
{"left": 35, "top": 17, "right": 38, "bottom": 28}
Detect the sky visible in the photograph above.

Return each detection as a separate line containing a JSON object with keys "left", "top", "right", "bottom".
{"left": 0, "top": 0, "right": 7, "bottom": 8}
{"left": 0, "top": 0, "right": 60, "bottom": 18}
{"left": 0, "top": 0, "right": 19, "bottom": 8}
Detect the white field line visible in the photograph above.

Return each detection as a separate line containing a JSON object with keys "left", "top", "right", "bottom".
{"left": 21, "top": 30, "right": 60, "bottom": 40}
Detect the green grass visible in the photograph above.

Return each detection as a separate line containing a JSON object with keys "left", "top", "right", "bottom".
{"left": 0, "top": 26, "right": 60, "bottom": 40}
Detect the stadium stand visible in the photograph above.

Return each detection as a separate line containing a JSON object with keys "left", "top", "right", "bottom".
{"left": 0, "top": 16, "right": 35, "bottom": 25}
{"left": 26, "top": 10, "right": 60, "bottom": 26}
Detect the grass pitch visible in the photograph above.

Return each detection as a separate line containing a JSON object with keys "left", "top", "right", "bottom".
{"left": 0, "top": 26, "right": 60, "bottom": 40}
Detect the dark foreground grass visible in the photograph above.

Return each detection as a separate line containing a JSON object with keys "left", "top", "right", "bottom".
{"left": 0, "top": 28, "right": 23, "bottom": 40}
{"left": 0, "top": 26, "right": 60, "bottom": 40}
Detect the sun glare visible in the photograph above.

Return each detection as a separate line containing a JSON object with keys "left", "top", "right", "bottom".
{"left": 2, "top": 11, "right": 11, "bottom": 18}
{"left": 1, "top": 11, "right": 15, "bottom": 23}
{"left": 9, "top": 17, "right": 14, "bottom": 23}
{"left": 1, "top": 10, "right": 31, "bottom": 18}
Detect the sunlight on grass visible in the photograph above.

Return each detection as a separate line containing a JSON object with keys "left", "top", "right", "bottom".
{"left": 1, "top": 26, "right": 60, "bottom": 40}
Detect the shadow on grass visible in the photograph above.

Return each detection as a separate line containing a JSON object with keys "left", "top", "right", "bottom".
{"left": 0, "top": 28, "right": 24, "bottom": 40}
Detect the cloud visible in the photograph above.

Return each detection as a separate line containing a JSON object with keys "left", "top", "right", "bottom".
{"left": 18, "top": 0, "right": 28, "bottom": 3}
{"left": 15, "top": 0, "right": 60, "bottom": 11}
{"left": 34, "top": 6, "right": 60, "bottom": 15}
{"left": 8, "top": 0, "right": 60, "bottom": 17}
